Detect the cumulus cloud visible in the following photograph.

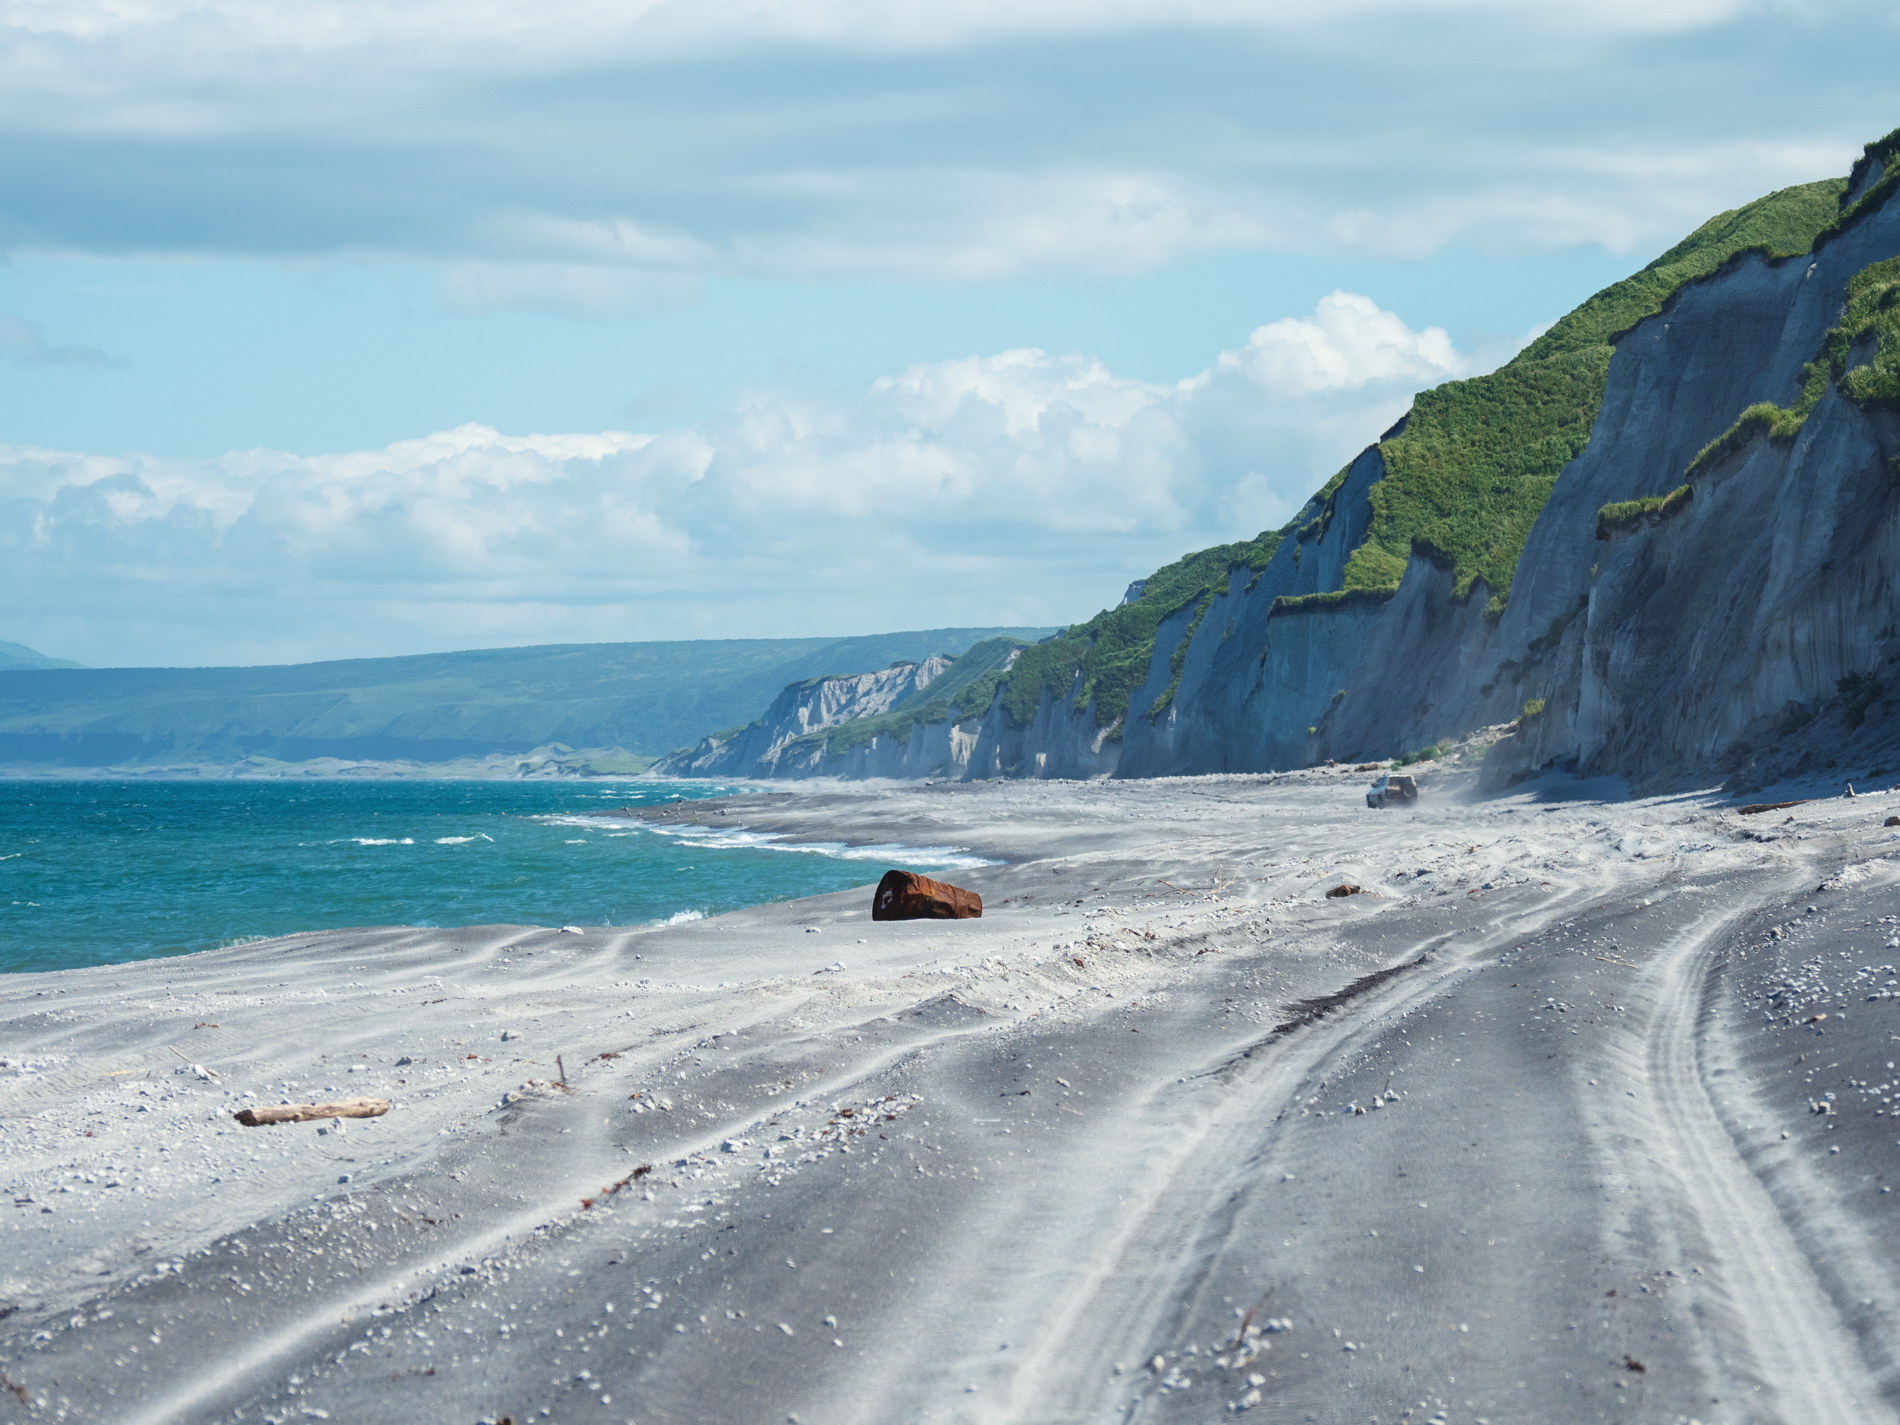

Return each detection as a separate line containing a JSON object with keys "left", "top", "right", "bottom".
{"left": 1205, "top": 292, "right": 1470, "bottom": 395}
{"left": 0, "top": 292, "right": 1525, "bottom": 665}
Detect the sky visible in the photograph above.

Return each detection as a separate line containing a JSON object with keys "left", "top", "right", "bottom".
{"left": 0, "top": 0, "right": 1895, "bottom": 668}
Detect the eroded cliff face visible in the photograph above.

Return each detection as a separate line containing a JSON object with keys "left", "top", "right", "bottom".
{"left": 762, "top": 714, "right": 986, "bottom": 780}
{"left": 1135, "top": 175, "right": 1900, "bottom": 788}
{"left": 651, "top": 657, "right": 951, "bottom": 777}
{"left": 1477, "top": 190, "right": 1900, "bottom": 788}
{"left": 715, "top": 663, "right": 1120, "bottom": 783}
{"left": 657, "top": 152, "right": 1900, "bottom": 792}
{"left": 969, "top": 676, "right": 1122, "bottom": 780}
{"left": 1566, "top": 389, "right": 1900, "bottom": 785}
{"left": 1116, "top": 444, "right": 1391, "bottom": 775}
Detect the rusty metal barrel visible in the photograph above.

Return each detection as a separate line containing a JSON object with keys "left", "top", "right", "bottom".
{"left": 871, "top": 869, "right": 983, "bottom": 920}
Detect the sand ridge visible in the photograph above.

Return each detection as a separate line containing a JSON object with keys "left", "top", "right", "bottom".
{"left": 5, "top": 768, "right": 1900, "bottom": 1422}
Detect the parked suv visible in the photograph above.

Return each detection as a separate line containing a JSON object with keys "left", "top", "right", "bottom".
{"left": 1366, "top": 772, "right": 1419, "bottom": 808}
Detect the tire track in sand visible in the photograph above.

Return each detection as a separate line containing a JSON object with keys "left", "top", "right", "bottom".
{"left": 1621, "top": 893, "right": 1895, "bottom": 1424}
{"left": 996, "top": 879, "right": 1610, "bottom": 1422}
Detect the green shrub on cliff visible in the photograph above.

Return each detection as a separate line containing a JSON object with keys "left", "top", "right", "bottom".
{"left": 1596, "top": 483, "right": 1693, "bottom": 538}
{"left": 1004, "top": 533, "right": 1280, "bottom": 730}
{"left": 1684, "top": 404, "right": 1792, "bottom": 478}
{"left": 1686, "top": 252, "right": 1900, "bottom": 477}
{"left": 1813, "top": 125, "right": 1900, "bottom": 252}
{"left": 797, "top": 636, "right": 1033, "bottom": 759}
{"left": 1351, "top": 177, "right": 1845, "bottom": 617}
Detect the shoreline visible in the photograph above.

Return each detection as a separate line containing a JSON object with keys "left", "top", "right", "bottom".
{"left": 6, "top": 772, "right": 1900, "bottom": 1422}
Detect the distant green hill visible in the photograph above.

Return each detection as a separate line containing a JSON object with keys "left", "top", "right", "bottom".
{"left": 0, "top": 640, "right": 85, "bottom": 671}
{"left": 0, "top": 628, "right": 1056, "bottom": 768}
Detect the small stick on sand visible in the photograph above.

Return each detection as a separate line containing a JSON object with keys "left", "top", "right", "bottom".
{"left": 1594, "top": 955, "right": 1639, "bottom": 969}
{"left": 233, "top": 1097, "right": 389, "bottom": 1127}
{"left": 1229, "top": 1287, "right": 1275, "bottom": 1349}
{"left": 2, "top": 1368, "right": 28, "bottom": 1404}
{"left": 557, "top": 1055, "right": 568, "bottom": 1087}
{"left": 580, "top": 1163, "right": 652, "bottom": 1209}
{"left": 169, "top": 1046, "right": 218, "bottom": 1078}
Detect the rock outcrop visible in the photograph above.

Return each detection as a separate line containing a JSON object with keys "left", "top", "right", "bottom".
{"left": 652, "top": 657, "right": 952, "bottom": 777}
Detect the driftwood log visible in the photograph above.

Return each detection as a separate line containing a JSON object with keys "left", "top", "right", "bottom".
{"left": 233, "top": 1097, "right": 390, "bottom": 1127}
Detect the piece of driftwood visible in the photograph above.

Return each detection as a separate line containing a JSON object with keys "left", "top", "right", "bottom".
{"left": 872, "top": 869, "right": 982, "bottom": 920}
{"left": 233, "top": 1097, "right": 390, "bottom": 1127}
{"left": 170, "top": 1045, "right": 219, "bottom": 1078}
{"left": 1737, "top": 800, "right": 1809, "bottom": 815}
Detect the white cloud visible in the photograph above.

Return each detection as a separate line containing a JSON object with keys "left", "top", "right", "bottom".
{"left": 0, "top": 0, "right": 1878, "bottom": 294}
{"left": 0, "top": 0, "right": 1767, "bottom": 61}
{"left": 0, "top": 292, "right": 1523, "bottom": 664}
{"left": 1205, "top": 291, "right": 1470, "bottom": 395}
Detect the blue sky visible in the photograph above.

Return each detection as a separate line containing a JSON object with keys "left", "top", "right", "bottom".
{"left": 1, "top": 0, "right": 1895, "bottom": 667}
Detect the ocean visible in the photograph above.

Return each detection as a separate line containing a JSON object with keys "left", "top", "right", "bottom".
{"left": 0, "top": 779, "right": 993, "bottom": 975}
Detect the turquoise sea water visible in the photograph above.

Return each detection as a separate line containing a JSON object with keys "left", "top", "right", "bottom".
{"left": 0, "top": 780, "right": 994, "bottom": 975}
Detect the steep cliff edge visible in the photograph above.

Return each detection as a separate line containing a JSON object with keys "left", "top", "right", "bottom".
{"left": 661, "top": 127, "right": 1900, "bottom": 790}
{"left": 1133, "top": 166, "right": 1864, "bottom": 778}
{"left": 1121, "top": 133, "right": 1900, "bottom": 785}
{"left": 652, "top": 639, "right": 1041, "bottom": 779}
{"left": 1472, "top": 131, "right": 1900, "bottom": 790}
{"left": 651, "top": 655, "right": 955, "bottom": 777}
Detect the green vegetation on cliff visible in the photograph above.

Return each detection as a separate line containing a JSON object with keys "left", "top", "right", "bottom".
{"left": 671, "top": 134, "right": 1895, "bottom": 775}
{"left": 896, "top": 636, "right": 1032, "bottom": 724}
{"left": 1346, "top": 175, "right": 1846, "bottom": 615}
{"left": 1818, "top": 125, "right": 1900, "bottom": 251}
{"left": 1685, "top": 245, "right": 1900, "bottom": 480}
{"left": 1003, "top": 533, "right": 1281, "bottom": 731}
{"left": 991, "top": 162, "right": 1858, "bottom": 750}
{"left": 777, "top": 636, "right": 1031, "bottom": 760}
{"left": 1596, "top": 484, "right": 1693, "bottom": 539}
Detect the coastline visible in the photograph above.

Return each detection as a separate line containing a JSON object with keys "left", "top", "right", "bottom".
{"left": 0, "top": 744, "right": 655, "bottom": 782}
{"left": 6, "top": 770, "right": 1900, "bottom": 1422}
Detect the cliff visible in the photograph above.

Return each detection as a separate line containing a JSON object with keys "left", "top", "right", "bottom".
{"left": 664, "top": 127, "right": 1900, "bottom": 792}
{"left": 652, "top": 639, "right": 1040, "bottom": 779}
{"left": 652, "top": 656, "right": 955, "bottom": 776}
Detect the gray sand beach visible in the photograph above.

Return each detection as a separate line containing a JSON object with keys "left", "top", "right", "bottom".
{"left": 6, "top": 770, "right": 1900, "bottom": 1424}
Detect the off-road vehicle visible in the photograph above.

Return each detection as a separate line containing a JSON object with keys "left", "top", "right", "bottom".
{"left": 1365, "top": 772, "right": 1418, "bottom": 808}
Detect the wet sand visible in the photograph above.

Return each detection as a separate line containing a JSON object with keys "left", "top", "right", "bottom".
{"left": 5, "top": 767, "right": 1900, "bottom": 1424}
